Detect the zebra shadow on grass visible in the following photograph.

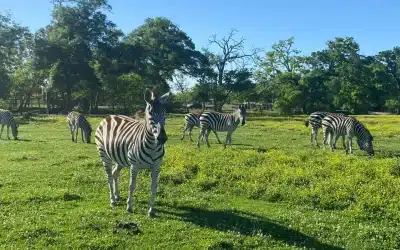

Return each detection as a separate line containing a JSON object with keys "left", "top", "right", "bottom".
{"left": 0, "top": 138, "right": 32, "bottom": 142}
{"left": 157, "top": 203, "right": 344, "bottom": 250}
{"left": 17, "top": 138, "right": 32, "bottom": 142}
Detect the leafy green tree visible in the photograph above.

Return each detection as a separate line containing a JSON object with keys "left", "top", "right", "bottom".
{"left": 124, "top": 17, "right": 205, "bottom": 93}
{"left": 33, "top": 0, "right": 120, "bottom": 111}
{"left": 255, "top": 37, "right": 304, "bottom": 114}
{"left": 0, "top": 13, "right": 32, "bottom": 99}
{"left": 374, "top": 47, "right": 400, "bottom": 113}
{"left": 10, "top": 61, "right": 47, "bottom": 110}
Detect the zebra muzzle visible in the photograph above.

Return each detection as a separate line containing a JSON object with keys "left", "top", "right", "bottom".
{"left": 157, "top": 132, "right": 168, "bottom": 145}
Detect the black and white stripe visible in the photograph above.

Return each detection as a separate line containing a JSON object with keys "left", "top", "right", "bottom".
{"left": 67, "top": 111, "right": 92, "bottom": 143}
{"left": 95, "top": 88, "right": 171, "bottom": 216}
{"left": 0, "top": 109, "right": 18, "bottom": 140}
{"left": 322, "top": 115, "right": 374, "bottom": 156}
{"left": 181, "top": 112, "right": 221, "bottom": 143}
{"left": 197, "top": 105, "right": 247, "bottom": 148}
{"left": 305, "top": 111, "right": 347, "bottom": 147}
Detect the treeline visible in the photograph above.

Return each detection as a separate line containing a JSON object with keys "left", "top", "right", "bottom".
{"left": 0, "top": 0, "right": 399, "bottom": 115}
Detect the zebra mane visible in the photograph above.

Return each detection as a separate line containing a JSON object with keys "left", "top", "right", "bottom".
{"left": 355, "top": 119, "right": 372, "bottom": 140}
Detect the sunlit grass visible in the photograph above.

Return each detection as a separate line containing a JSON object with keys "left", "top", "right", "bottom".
{"left": 0, "top": 114, "right": 399, "bottom": 249}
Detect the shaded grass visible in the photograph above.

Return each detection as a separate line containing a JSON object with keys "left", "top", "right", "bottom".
{"left": 1, "top": 114, "right": 400, "bottom": 249}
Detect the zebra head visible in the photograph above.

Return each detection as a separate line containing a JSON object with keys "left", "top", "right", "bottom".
{"left": 86, "top": 125, "right": 92, "bottom": 144}
{"left": 357, "top": 135, "right": 374, "bottom": 156}
{"left": 238, "top": 105, "right": 247, "bottom": 126}
{"left": 144, "top": 88, "right": 172, "bottom": 145}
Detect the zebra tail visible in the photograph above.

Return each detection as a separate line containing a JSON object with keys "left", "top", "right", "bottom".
{"left": 304, "top": 120, "right": 310, "bottom": 127}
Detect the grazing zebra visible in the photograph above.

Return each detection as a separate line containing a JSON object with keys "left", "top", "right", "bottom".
{"left": 322, "top": 115, "right": 374, "bottom": 156}
{"left": 197, "top": 105, "right": 247, "bottom": 148}
{"left": 304, "top": 111, "right": 348, "bottom": 148}
{"left": 0, "top": 109, "right": 18, "bottom": 140}
{"left": 95, "top": 88, "right": 171, "bottom": 216}
{"left": 67, "top": 111, "right": 92, "bottom": 143}
{"left": 181, "top": 111, "right": 222, "bottom": 143}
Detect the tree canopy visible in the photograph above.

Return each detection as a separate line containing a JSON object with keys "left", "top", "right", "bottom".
{"left": 1, "top": 0, "right": 400, "bottom": 115}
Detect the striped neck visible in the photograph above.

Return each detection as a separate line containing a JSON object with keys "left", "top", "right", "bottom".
{"left": 232, "top": 109, "right": 241, "bottom": 124}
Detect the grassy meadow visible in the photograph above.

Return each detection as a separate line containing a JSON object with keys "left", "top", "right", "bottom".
{"left": 1, "top": 114, "right": 400, "bottom": 249}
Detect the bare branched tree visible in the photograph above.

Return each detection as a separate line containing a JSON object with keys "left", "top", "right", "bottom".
{"left": 209, "top": 29, "right": 260, "bottom": 86}
{"left": 201, "top": 29, "right": 260, "bottom": 111}
{"left": 173, "top": 72, "right": 190, "bottom": 112}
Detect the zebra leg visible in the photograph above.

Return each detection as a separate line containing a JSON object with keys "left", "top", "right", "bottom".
{"left": 322, "top": 128, "right": 328, "bottom": 149}
{"left": 342, "top": 135, "right": 346, "bottom": 149}
{"left": 329, "top": 132, "right": 336, "bottom": 151}
{"left": 189, "top": 126, "right": 195, "bottom": 142}
{"left": 112, "top": 164, "right": 123, "bottom": 201}
{"left": 0, "top": 124, "right": 4, "bottom": 139}
{"left": 181, "top": 125, "right": 187, "bottom": 140}
{"left": 348, "top": 136, "right": 353, "bottom": 154}
{"left": 332, "top": 134, "right": 340, "bottom": 151}
{"left": 102, "top": 161, "right": 117, "bottom": 208}
{"left": 75, "top": 127, "right": 78, "bottom": 143}
{"left": 213, "top": 130, "right": 222, "bottom": 144}
{"left": 81, "top": 128, "right": 85, "bottom": 142}
{"left": 69, "top": 124, "right": 74, "bottom": 142}
{"left": 197, "top": 128, "right": 205, "bottom": 148}
{"left": 223, "top": 132, "right": 230, "bottom": 149}
{"left": 310, "top": 131, "right": 314, "bottom": 145}
{"left": 312, "top": 128, "right": 319, "bottom": 147}
{"left": 204, "top": 129, "right": 211, "bottom": 147}
{"left": 148, "top": 164, "right": 160, "bottom": 217}
{"left": 7, "top": 125, "right": 10, "bottom": 140}
{"left": 126, "top": 166, "right": 139, "bottom": 213}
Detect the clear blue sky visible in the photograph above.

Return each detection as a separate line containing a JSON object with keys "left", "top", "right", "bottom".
{"left": 1, "top": 0, "right": 400, "bottom": 56}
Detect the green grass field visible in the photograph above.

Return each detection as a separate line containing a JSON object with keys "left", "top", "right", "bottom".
{"left": 1, "top": 114, "right": 400, "bottom": 249}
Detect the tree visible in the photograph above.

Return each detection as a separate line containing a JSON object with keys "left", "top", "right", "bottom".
{"left": 195, "top": 29, "right": 258, "bottom": 111}
{"left": 124, "top": 17, "right": 205, "bottom": 93}
{"left": 374, "top": 47, "right": 400, "bottom": 113}
{"left": 10, "top": 61, "right": 47, "bottom": 111}
{"left": 0, "top": 13, "right": 32, "bottom": 100}
{"left": 33, "top": 0, "right": 121, "bottom": 112}
{"left": 255, "top": 37, "right": 304, "bottom": 114}
{"left": 172, "top": 72, "right": 191, "bottom": 112}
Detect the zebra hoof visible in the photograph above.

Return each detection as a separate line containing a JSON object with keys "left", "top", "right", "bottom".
{"left": 126, "top": 207, "right": 133, "bottom": 213}
{"left": 148, "top": 209, "right": 156, "bottom": 217}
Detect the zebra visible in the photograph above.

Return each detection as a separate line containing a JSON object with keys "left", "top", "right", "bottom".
{"left": 322, "top": 115, "right": 374, "bottom": 156}
{"left": 0, "top": 109, "right": 18, "bottom": 140}
{"left": 181, "top": 110, "right": 222, "bottom": 143}
{"left": 197, "top": 105, "right": 247, "bottom": 148}
{"left": 304, "top": 111, "right": 348, "bottom": 148}
{"left": 95, "top": 88, "right": 171, "bottom": 216}
{"left": 67, "top": 111, "right": 92, "bottom": 143}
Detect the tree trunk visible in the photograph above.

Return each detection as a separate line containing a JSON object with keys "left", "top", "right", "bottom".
{"left": 65, "top": 87, "right": 71, "bottom": 112}
{"left": 89, "top": 91, "right": 99, "bottom": 114}
{"left": 83, "top": 97, "right": 89, "bottom": 113}
{"left": 112, "top": 97, "right": 115, "bottom": 114}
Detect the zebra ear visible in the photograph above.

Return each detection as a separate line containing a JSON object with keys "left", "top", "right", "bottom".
{"left": 144, "top": 88, "right": 153, "bottom": 103}
{"left": 159, "top": 92, "right": 172, "bottom": 104}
